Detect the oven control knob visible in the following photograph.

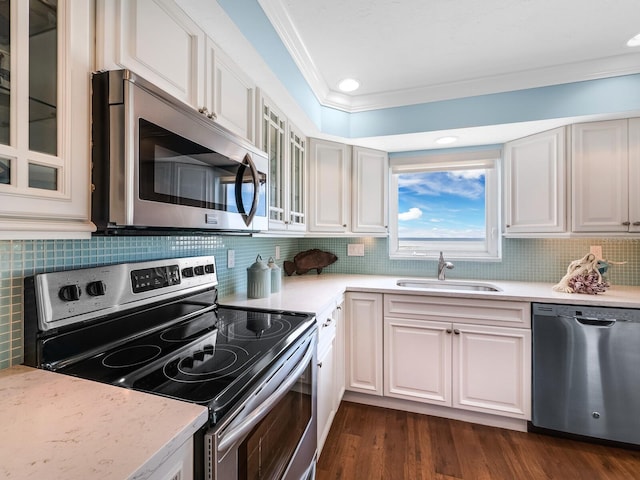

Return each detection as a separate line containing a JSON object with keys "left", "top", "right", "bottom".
{"left": 193, "top": 350, "right": 205, "bottom": 361}
{"left": 182, "top": 357, "right": 194, "bottom": 369}
{"left": 182, "top": 267, "right": 194, "bottom": 278}
{"left": 86, "top": 280, "right": 106, "bottom": 297}
{"left": 58, "top": 284, "right": 81, "bottom": 302}
{"left": 194, "top": 266, "right": 205, "bottom": 276}
{"left": 203, "top": 344, "right": 214, "bottom": 355}
{"left": 205, "top": 264, "right": 215, "bottom": 274}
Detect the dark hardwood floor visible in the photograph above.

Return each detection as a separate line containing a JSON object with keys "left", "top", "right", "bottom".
{"left": 316, "top": 401, "right": 640, "bottom": 480}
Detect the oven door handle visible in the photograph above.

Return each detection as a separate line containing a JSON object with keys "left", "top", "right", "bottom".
{"left": 217, "top": 337, "right": 314, "bottom": 453}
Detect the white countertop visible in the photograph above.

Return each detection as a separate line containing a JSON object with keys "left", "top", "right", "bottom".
{"left": 221, "top": 274, "right": 640, "bottom": 313}
{"left": 0, "top": 366, "right": 209, "bottom": 480}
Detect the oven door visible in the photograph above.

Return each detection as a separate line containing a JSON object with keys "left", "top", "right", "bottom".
{"left": 206, "top": 328, "right": 317, "bottom": 480}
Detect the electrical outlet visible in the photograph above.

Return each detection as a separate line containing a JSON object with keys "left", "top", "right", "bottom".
{"left": 347, "top": 243, "right": 365, "bottom": 256}
{"left": 275, "top": 246, "right": 281, "bottom": 260}
{"left": 590, "top": 245, "right": 603, "bottom": 260}
{"left": 227, "top": 249, "right": 235, "bottom": 268}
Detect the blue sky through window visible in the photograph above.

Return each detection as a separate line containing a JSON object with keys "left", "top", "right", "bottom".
{"left": 397, "top": 170, "right": 486, "bottom": 240}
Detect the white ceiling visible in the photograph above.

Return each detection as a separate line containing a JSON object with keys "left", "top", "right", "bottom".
{"left": 252, "top": 0, "right": 640, "bottom": 150}
{"left": 260, "top": 0, "right": 640, "bottom": 111}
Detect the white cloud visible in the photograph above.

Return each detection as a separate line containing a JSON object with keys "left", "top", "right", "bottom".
{"left": 398, "top": 207, "right": 423, "bottom": 221}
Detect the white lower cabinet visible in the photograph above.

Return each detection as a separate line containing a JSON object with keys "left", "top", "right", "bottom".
{"left": 345, "top": 292, "right": 383, "bottom": 396}
{"left": 452, "top": 323, "right": 530, "bottom": 417}
{"left": 316, "top": 296, "right": 345, "bottom": 455}
{"left": 384, "top": 318, "right": 451, "bottom": 405}
{"left": 384, "top": 317, "right": 531, "bottom": 419}
{"left": 383, "top": 295, "right": 531, "bottom": 420}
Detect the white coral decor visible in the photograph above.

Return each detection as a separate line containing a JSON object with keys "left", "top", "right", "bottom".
{"left": 552, "top": 253, "right": 609, "bottom": 294}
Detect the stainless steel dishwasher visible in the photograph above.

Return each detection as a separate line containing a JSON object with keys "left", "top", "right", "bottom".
{"left": 532, "top": 303, "right": 640, "bottom": 446}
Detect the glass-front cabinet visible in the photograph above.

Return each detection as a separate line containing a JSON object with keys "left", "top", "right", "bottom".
{"left": 0, "top": 0, "right": 93, "bottom": 238}
{"left": 261, "top": 92, "right": 306, "bottom": 232}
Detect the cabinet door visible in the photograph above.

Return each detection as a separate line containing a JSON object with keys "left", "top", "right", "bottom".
{"left": 308, "top": 139, "right": 351, "bottom": 233}
{"left": 206, "top": 42, "right": 255, "bottom": 142}
{"left": 572, "top": 120, "right": 629, "bottom": 232}
{"left": 345, "top": 292, "right": 383, "bottom": 395}
{"left": 259, "top": 93, "right": 306, "bottom": 232}
{"left": 629, "top": 118, "right": 640, "bottom": 233}
{"left": 287, "top": 124, "right": 306, "bottom": 231}
{"left": 333, "top": 298, "right": 346, "bottom": 404}
{"left": 384, "top": 317, "right": 451, "bottom": 405}
{"left": 111, "top": 0, "right": 205, "bottom": 107}
{"left": 504, "top": 127, "right": 566, "bottom": 234}
{"left": 352, "top": 146, "right": 388, "bottom": 234}
{"left": 452, "top": 323, "right": 531, "bottom": 419}
{"left": 261, "top": 97, "right": 288, "bottom": 230}
{"left": 317, "top": 337, "right": 336, "bottom": 455}
{"left": 0, "top": 0, "right": 93, "bottom": 238}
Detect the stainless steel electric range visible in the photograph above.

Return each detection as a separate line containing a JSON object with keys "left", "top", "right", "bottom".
{"left": 23, "top": 256, "right": 317, "bottom": 480}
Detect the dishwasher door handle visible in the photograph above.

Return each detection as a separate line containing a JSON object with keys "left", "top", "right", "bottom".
{"left": 560, "top": 314, "right": 617, "bottom": 327}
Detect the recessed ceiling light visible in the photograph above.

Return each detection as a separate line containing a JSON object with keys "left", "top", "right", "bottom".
{"left": 435, "top": 136, "right": 458, "bottom": 145}
{"left": 338, "top": 78, "right": 360, "bottom": 92}
{"left": 627, "top": 33, "right": 640, "bottom": 47}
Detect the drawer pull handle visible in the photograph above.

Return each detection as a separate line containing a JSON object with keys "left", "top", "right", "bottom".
{"left": 446, "top": 328, "right": 452, "bottom": 334}
{"left": 454, "top": 329, "right": 461, "bottom": 335}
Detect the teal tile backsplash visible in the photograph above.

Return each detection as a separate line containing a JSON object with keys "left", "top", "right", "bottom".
{"left": 1, "top": 235, "right": 639, "bottom": 369}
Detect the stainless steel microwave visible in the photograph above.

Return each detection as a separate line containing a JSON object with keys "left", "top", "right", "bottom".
{"left": 91, "top": 70, "right": 268, "bottom": 234}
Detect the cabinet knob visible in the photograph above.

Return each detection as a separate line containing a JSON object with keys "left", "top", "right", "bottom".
{"left": 622, "top": 221, "right": 631, "bottom": 226}
{"left": 446, "top": 328, "right": 452, "bottom": 334}
{"left": 506, "top": 224, "right": 511, "bottom": 228}
{"left": 336, "top": 306, "right": 342, "bottom": 310}
{"left": 343, "top": 224, "right": 347, "bottom": 227}
{"left": 317, "top": 362, "right": 323, "bottom": 368}
{"left": 322, "top": 319, "right": 332, "bottom": 327}
{"left": 454, "top": 329, "right": 460, "bottom": 335}
{"left": 198, "top": 106, "right": 209, "bottom": 115}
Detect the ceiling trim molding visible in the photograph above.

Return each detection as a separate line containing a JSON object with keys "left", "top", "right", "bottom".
{"left": 257, "top": 0, "right": 333, "bottom": 104}
{"left": 323, "top": 53, "right": 640, "bottom": 113}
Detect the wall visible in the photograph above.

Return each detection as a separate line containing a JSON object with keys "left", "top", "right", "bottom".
{"left": 2, "top": 235, "right": 639, "bottom": 369}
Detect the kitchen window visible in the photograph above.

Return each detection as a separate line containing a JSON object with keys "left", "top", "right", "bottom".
{"left": 389, "top": 149, "right": 501, "bottom": 260}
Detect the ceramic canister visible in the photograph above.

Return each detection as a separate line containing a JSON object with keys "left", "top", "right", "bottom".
{"left": 267, "top": 257, "right": 281, "bottom": 293}
{"left": 247, "top": 254, "right": 271, "bottom": 298}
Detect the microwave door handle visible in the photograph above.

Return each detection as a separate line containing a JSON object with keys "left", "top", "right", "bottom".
{"left": 235, "top": 153, "right": 260, "bottom": 227}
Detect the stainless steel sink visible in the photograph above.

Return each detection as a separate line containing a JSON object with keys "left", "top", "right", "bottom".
{"left": 395, "top": 279, "right": 502, "bottom": 292}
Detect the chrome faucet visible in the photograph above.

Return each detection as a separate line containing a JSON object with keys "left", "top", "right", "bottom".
{"left": 437, "top": 251, "right": 454, "bottom": 280}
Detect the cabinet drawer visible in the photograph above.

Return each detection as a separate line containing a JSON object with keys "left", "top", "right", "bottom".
{"left": 384, "top": 294, "right": 530, "bottom": 328}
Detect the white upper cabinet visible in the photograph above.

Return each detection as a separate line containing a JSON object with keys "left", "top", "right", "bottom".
{"left": 205, "top": 41, "right": 255, "bottom": 143}
{"left": 308, "top": 138, "right": 351, "bottom": 233}
{"left": 260, "top": 93, "right": 306, "bottom": 232}
{"left": 308, "top": 139, "right": 388, "bottom": 235}
{"left": 629, "top": 118, "right": 640, "bottom": 233}
{"left": 97, "top": 0, "right": 205, "bottom": 108}
{"left": 572, "top": 119, "right": 633, "bottom": 233}
{"left": 352, "top": 146, "right": 389, "bottom": 234}
{"left": 0, "top": 0, "right": 94, "bottom": 238}
{"left": 504, "top": 127, "right": 566, "bottom": 235}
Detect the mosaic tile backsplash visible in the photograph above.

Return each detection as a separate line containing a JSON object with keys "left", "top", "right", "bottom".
{"left": 1, "top": 235, "right": 639, "bottom": 369}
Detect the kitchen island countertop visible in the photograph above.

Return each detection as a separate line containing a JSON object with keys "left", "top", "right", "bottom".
{"left": 0, "top": 365, "right": 208, "bottom": 479}
{"left": 220, "top": 274, "right": 640, "bottom": 313}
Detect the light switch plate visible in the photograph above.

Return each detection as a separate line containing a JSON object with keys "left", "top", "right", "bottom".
{"left": 347, "top": 243, "right": 365, "bottom": 256}
{"left": 275, "top": 246, "right": 281, "bottom": 260}
{"left": 590, "top": 245, "right": 602, "bottom": 260}
{"left": 227, "top": 249, "right": 235, "bottom": 268}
